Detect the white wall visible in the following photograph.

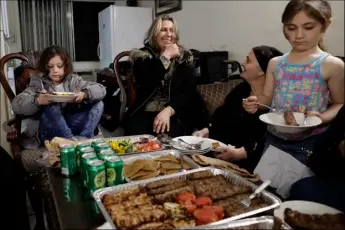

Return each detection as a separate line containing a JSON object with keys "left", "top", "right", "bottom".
{"left": 140, "top": 1, "right": 344, "bottom": 61}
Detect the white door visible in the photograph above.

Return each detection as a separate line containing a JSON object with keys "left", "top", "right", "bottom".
{"left": 98, "top": 5, "right": 115, "bottom": 69}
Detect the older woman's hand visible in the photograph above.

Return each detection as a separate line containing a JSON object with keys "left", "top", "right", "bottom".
{"left": 162, "top": 44, "right": 180, "bottom": 59}
{"left": 153, "top": 106, "right": 174, "bottom": 134}
{"left": 214, "top": 147, "right": 247, "bottom": 162}
{"left": 243, "top": 96, "right": 259, "bottom": 114}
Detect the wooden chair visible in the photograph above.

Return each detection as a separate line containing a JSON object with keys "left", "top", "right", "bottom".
{"left": 0, "top": 50, "right": 46, "bottom": 230}
{"left": 112, "top": 51, "right": 137, "bottom": 121}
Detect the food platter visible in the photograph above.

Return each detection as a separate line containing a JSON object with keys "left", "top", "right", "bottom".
{"left": 120, "top": 150, "right": 200, "bottom": 182}
{"left": 259, "top": 112, "right": 322, "bottom": 134}
{"left": 93, "top": 167, "right": 281, "bottom": 229}
{"left": 46, "top": 92, "right": 77, "bottom": 102}
{"left": 192, "top": 216, "right": 292, "bottom": 229}
{"left": 104, "top": 135, "right": 163, "bottom": 156}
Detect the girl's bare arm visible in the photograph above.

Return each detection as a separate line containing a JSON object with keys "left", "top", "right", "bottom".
{"left": 258, "top": 57, "right": 279, "bottom": 107}
{"left": 321, "top": 56, "right": 344, "bottom": 123}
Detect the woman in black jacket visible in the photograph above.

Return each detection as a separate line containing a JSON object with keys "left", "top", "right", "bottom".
{"left": 289, "top": 105, "right": 345, "bottom": 212}
{"left": 123, "top": 15, "right": 207, "bottom": 137}
{"left": 194, "top": 46, "right": 283, "bottom": 172}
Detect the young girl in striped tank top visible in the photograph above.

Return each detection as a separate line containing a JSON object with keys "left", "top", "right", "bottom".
{"left": 243, "top": 0, "right": 344, "bottom": 198}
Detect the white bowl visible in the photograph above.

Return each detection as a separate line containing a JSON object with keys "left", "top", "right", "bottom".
{"left": 46, "top": 92, "right": 77, "bottom": 102}
{"left": 259, "top": 112, "right": 322, "bottom": 134}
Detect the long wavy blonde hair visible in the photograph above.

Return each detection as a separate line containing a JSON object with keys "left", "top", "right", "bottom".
{"left": 144, "top": 15, "right": 181, "bottom": 51}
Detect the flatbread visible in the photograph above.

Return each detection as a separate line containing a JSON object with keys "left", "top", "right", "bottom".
{"left": 134, "top": 171, "right": 160, "bottom": 181}
{"left": 155, "top": 154, "right": 180, "bottom": 163}
{"left": 161, "top": 162, "right": 181, "bottom": 170}
{"left": 129, "top": 170, "right": 155, "bottom": 179}
{"left": 124, "top": 164, "right": 145, "bottom": 178}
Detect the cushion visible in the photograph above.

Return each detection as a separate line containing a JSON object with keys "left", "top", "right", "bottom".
{"left": 197, "top": 80, "right": 243, "bottom": 117}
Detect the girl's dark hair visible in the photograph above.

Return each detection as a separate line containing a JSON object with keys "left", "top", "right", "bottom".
{"left": 38, "top": 45, "right": 73, "bottom": 76}
{"left": 282, "top": 0, "right": 332, "bottom": 51}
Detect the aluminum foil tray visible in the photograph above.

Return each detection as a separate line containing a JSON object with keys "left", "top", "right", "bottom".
{"left": 93, "top": 167, "right": 282, "bottom": 230}
{"left": 120, "top": 150, "right": 201, "bottom": 182}
{"left": 192, "top": 216, "right": 292, "bottom": 229}
{"left": 103, "top": 134, "right": 164, "bottom": 156}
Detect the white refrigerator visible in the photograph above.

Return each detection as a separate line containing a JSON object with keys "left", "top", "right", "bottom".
{"left": 98, "top": 5, "right": 153, "bottom": 69}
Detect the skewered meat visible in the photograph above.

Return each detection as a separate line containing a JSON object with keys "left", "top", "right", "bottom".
{"left": 148, "top": 180, "right": 190, "bottom": 195}
{"left": 284, "top": 208, "right": 345, "bottom": 230}
{"left": 283, "top": 112, "right": 299, "bottom": 126}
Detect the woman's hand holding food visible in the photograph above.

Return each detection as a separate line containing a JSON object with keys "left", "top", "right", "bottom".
{"left": 153, "top": 106, "right": 174, "bottom": 134}
{"left": 162, "top": 43, "right": 180, "bottom": 59}
{"left": 243, "top": 96, "right": 259, "bottom": 114}
{"left": 193, "top": 128, "right": 210, "bottom": 138}
{"left": 214, "top": 146, "right": 247, "bottom": 162}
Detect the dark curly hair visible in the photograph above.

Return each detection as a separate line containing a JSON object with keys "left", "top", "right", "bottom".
{"left": 38, "top": 45, "right": 73, "bottom": 76}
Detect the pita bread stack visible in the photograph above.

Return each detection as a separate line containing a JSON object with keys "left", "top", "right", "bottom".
{"left": 191, "top": 155, "right": 260, "bottom": 183}
{"left": 123, "top": 154, "right": 192, "bottom": 181}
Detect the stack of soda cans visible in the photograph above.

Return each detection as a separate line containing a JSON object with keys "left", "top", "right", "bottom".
{"left": 60, "top": 138, "right": 124, "bottom": 193}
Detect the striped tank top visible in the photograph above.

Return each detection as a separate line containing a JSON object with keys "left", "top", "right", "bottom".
{"left": 268, "top": 52, "right": 330, "bottom": 140}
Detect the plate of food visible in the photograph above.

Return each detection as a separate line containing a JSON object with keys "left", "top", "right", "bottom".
{"left": 259, "top": 111, "right": 322, "bottom": 134}
{"left": 171, "top": 136, "right": 212, "bottom": 153}
{"left": 107, "top": 135, "right": 163, "bottom": 155}
{"left": 46, "top": 92, "right": 77, "bottom": 102}
{"left": 274, "top": 200, "right": 345, "bottom": 229}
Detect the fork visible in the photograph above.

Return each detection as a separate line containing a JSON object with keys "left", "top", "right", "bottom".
{"left": 242, "top": 98, "right": 276, "bottom": 112}
{"left": 240, "top": 180, "right": 271, "bottom": 208}
{"left": 177, "top": 139, "right": 203, "bottom": 150}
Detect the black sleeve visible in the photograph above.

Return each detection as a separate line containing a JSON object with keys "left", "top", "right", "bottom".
{"left": 242, "top": 111, "right": 268, "bottom": 157}
{"left": 133, "top": 56, "right": 167, "bottom": 93}
{"left": 210, "top": 81, "right": 247, "bottom": 132}
{"left": 166, "top": 62, "right": 198, "bottom": 115}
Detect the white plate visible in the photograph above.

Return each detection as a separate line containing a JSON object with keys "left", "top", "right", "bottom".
{"left": 259, "top": 112, "right": 322, "bottom": 134}
{"left": 172, "top": 136, "right": 212, "bottom": 152}
{"left": 274, "top": 200, "right": 342, "bottom": 222}
{"left": 46, "top": 92, "right": 77, "bottom": 102}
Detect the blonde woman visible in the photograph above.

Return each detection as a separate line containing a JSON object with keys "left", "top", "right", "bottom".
{"left": 123, "top": 15, "right": 207, "bottom": 137}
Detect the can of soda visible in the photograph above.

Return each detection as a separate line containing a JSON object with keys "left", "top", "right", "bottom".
{"left": 91, "top": 139, "right": 105, "bottom": 149}
{"left": 76, "top": 143, "right": 92, "bottom": 172}
{"left": 98, "top": 149, "right": 115, "bottom": 161}
{"left": 86, "top": 159, "right": 106, "bottom": 192}
{"left": 105, "top": 155, "right": 123, "bottom": 186}
{"left": 95, "top": 143, "right": 112, "bottom": 154}
{"left": 81, "top": 153, "right": 98, "bottom": 186}
{"left": 60, "top": 144, "right": 76, "bottom": 177}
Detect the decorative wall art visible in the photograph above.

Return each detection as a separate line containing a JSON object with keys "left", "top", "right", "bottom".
{"left": 155, "top": 0, "right": 182, "bottom": 16}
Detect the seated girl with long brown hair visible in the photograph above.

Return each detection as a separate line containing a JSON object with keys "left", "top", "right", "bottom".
{"left": 12, "top": 45, "right": 106, "bottom": 143}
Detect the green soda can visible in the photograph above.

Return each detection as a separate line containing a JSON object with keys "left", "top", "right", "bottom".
{"left": 81, "top": 153, "right": 98, "bottom": 186}
{"left": 105, "top": 155, "right": 123, "bottom": 186}
{"left": 91, "top": 139, "right": 105, "bottom": 148}
{"left": 86, "top": 159, "right": 106, "bottom": 192}
{"left": 98, "top": 149, "right": 115, "bottom": 161}
{"left": 95, "top": 142, "right": 112, "bottom": 154}
{"left": 60, "top": 144, "right": 76, "bottom": 177}
{"left": 76, "top": 143, "right": 92, "bottom": 172}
